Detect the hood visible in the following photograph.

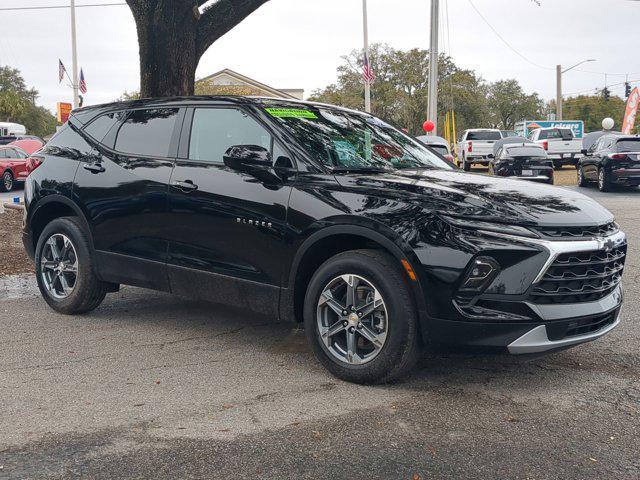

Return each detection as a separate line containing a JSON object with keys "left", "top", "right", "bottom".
{"left": 335, "top": 168, "right": 614, "bottom": 227}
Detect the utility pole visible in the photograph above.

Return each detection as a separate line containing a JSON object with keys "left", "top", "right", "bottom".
{"left": 427, "top": 0, "right": 439, "bottom": 135}
{"left": 70, "top": 0, "right": 80, "bottom": 109}
{"left": 362, "top": 0, "right": 371, "bottom": 113}
{"left": 556, "top": 65, "right": 562, "bottom": 121}
{"left": 556, "top": 59, "right": 596, "bottom": 122}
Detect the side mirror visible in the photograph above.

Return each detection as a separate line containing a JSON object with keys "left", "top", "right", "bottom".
{"left": 223, "top": 145, "right": 272, "bottom": 172}
{"left": 581, "top": 149, "right": 588, "bottom": 156}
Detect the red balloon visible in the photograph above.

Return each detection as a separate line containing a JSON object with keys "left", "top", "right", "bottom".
{"left": 422, "top": 120, "right": 435, "bottom": 133}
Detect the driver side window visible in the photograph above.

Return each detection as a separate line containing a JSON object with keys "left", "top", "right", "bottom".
{"left": 189, "top": 108, "right": 272, "bottom": 163}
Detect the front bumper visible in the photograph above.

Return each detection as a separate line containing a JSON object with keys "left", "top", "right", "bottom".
{"left": 419, "top": 227, "right": 626, "bottom": 354}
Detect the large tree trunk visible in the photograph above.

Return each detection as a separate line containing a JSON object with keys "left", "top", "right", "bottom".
{"left": 127, "top": 0, "right": 271, "bottom": 98}
{"left": 135, "top": 4, "right": 198, "bottom": 97}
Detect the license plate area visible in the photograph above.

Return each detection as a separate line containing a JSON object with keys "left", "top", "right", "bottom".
{"left": 521, "top": 169, "right": 534, "bottom": 176}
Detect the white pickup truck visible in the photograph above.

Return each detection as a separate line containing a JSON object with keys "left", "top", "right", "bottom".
{"left": 456, "top": 129, "right": 503, "bottom": 171}
{"left": 528, "top": 127, "right": 583, "bottom": 169}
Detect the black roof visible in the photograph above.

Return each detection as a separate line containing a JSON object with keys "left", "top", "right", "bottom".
{"left": 72, "top": 96, "right": 367, "bottom": 124}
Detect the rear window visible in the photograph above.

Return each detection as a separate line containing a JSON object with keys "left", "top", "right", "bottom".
{"left": 616, "top": 139, "right": 640, "bottom": 152}
{"left": 467, "top": 131, "right": 501, "bottom": 141}
{"left": 84, "top": 112, "right": 122, "bottom": 142}
{"left": 429, "top": 145, "right": 449, "bottom": 156}
{"left": 506, "top": 146, "right": 546, "bottom": 157}
{"left": 114, "top": 108, "right": 179, "bottom": 157}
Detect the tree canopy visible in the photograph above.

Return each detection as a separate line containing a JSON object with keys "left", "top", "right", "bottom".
{"left": 309, "top": 44, "right": 545, "bottom": 136}
{"left": 0, "top": 66, "right": 57, "bottom": 138}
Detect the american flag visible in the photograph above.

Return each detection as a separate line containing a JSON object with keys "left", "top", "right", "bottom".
{"left": 363, "top": 52, "right": 375, "bottom": 84}
{"left": 58, "top": 60, "right": 67, "bottom": 83}
{"left": 79, "top": 69, "right": 88, "bottom": 94}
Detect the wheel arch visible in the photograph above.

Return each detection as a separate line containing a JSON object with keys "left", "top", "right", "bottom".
{"left": 281, "top": 224, "right": 428, "bottom": 330}
{"left": 29, "top": 195, "right": 93, "bottom": 251}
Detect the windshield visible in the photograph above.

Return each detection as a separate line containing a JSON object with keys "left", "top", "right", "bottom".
{"left": 467, "top": 131, "right": 501, "bottom": 141}
{"left": 263, "top": 106, "right": 451, "bottom": 171}
{"left": 616, "top": 139, "right": 640, "bottom": 152}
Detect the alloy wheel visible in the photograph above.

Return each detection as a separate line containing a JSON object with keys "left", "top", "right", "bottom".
{"left": 598, "top": 169, "right": 604, "bottom": 190}
{"left": 316, "top": 274, "right": 388, "bottom": 365}
{"left": 40, "top": 233, "right": 79, "bottom": 299}
{"left": 3, "top": 172, "right": 12, "bottom": 191}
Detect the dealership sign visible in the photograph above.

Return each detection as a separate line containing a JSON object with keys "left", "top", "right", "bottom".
{"left": 57, "top": 102, "right": 72, "bottom": 124}
{"left": 622, "top": 87, "right": 639, "bottom": 135}
{"left": 515, "top": 120, "right": 585, "bottom": 139}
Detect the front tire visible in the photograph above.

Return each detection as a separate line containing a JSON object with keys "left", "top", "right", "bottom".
{"left": 1, "top": 171, "right": 14, "bottom": 192}
{"left": 35, "top": 217, "right": 107, "bottom": 314}
{"left": 304, "top": 249, "right": 420, "bottom": 384}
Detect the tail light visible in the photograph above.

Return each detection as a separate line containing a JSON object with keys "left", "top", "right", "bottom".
{"left": 26, "top": 156, "right": 43, "bottom": 173}
{"left": 608, "top": 153, "right": 627, "bottom": 160}
{"left": 467, "top": 141, "right": 473, "bottom": 153}
{"left": 542, "top": 141, "right": 548, "bottom": 151}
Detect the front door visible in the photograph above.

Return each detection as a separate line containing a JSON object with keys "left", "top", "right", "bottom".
{"left": 167, "top": 106, "right": 295, "bottom": 315}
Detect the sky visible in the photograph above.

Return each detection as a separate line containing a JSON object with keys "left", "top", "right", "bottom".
{"left": 1, "top": 0, "right": 639, "bottom": 114}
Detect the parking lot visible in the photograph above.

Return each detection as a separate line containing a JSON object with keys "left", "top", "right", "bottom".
{"left": 0, "top": 184, "right": 639, "bottom": 480}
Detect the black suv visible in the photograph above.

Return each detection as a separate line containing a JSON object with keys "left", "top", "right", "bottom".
{"left": 578, "top": 134, "right": 640, "bottom": 191}
{"left": 23, "top": 97, "right": 627, "bottom": 383}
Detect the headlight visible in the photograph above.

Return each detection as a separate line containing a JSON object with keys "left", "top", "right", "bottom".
{"left": 440, "top": 215, "right": 539, "bottom": 238}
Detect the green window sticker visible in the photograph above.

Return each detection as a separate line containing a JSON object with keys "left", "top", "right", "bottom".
{"left": 265, "top": 108, "right": 318, "bottom": 119}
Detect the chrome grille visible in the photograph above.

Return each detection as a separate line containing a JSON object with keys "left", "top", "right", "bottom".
{"left": 529, "top": 245, "right": 627, "bottom": 304}
{"left": 536, "top": 222, "right": 618, "bottom": 239}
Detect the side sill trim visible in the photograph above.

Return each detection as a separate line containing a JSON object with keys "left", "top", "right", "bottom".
{"left": 507, "top": 312, "right": 621, "bottom": 354}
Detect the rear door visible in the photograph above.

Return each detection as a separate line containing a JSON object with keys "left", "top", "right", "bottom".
{"left": 166, "top": 106, "right": 295, "bottom": 314}
{"left": 73, "top": 107, "right": 184, "bottom": 291}
{"left": 8, "top": 148, "right": 29, "bottom": 181}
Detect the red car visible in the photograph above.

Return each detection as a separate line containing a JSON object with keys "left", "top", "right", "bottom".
{"left": 0, "top": 145, "right": 30, "bottom": 192}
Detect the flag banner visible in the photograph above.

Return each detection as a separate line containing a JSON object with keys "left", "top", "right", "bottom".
{"left": 79, "top": 69, "right": 88, "bottom": 94}
{"left": 622, "top": 87, "right": 639, "bottom": 134}
{"left": 58, "top": 60, "right": 67, "bottom": 83}
{"left": 363, "top": 53, "right": 375, "bottom": 84}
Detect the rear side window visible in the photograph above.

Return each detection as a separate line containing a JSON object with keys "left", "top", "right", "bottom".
{"left": 467, "top": 131, "right": 501, "bottom": 141}
{"left": 616, "top": 139, "right": 640, "bottom": 152}
{"left": 114, "top": 108, "right": 179, "bottom": 157}
{"left": 84, "top": 112, "right": 122, "bottom": 142}
{"left": 188, "top": 108, "right": 272, "bottom": 163}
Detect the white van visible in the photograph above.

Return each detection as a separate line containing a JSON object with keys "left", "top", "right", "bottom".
{"left": 0, "top": 122, "right": 27, "bottom": 137}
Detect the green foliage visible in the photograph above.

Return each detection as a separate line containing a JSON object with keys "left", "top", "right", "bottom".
{"left": 0, "top": 66, "right": 57, "bottom": 138}
{"left": 309, "top": 44, "right": 545, "bottom": 136}
{"left": 560, "top": 95, "right": 627, "bottom": 132}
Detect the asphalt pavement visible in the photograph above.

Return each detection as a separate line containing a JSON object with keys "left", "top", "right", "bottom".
{"left": 0, "top": 185, "right": 639, "bottom": 479}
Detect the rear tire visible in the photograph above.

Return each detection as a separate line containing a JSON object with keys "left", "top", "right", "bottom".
{"left": 463, "top": 157, "right": 471, "bottom": 171}
{"left": 577, "top": 166, "right": 589, "bottom": 187}
{"left": 304, "top": 249, "right": 421, "bottom": 384}
{"left": 35, "top": 217, "right": 107, "bottom": 314}
{"left": 598, "top": 168, "right": 612, "bottom": 192}
{"left": 1, "top": 171, "right": 14, "bottom": 192}
{"left": 553, "top": 161, "right": 562, "bottom": 171}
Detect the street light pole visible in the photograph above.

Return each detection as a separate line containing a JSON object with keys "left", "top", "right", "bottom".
{"left": 70, "top": 0, "right": 80, "bottom": 109}
{"left": 362, "top": 0, "right": 371, "bottom": 113}
{"left": 427, "top": 0, "right": 439, "bottom": 135}
{"left": 556, "top": 59, "right": 596, "bottom": 121}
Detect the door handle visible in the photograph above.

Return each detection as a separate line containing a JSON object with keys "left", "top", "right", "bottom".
{"left": 83, "top": 163, "right": 105, "bottom": 174}
{"left": 172, "top": 180, "right": 198, "bottom": 192}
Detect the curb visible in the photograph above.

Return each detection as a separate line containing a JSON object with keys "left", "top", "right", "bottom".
{"left": 2, "top": 203, "right": 24, "bottom": 211}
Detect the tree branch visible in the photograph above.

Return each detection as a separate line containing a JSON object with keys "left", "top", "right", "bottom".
{"left": 196, "top": 0, "right": 270, "bottom": 58}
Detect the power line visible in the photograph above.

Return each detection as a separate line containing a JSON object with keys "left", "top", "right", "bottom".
{"left": 466, "top": 0, "right": 554, "bottom": 71}
{"left": 0, "top": 3, "right": 126, "bottom": 11}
